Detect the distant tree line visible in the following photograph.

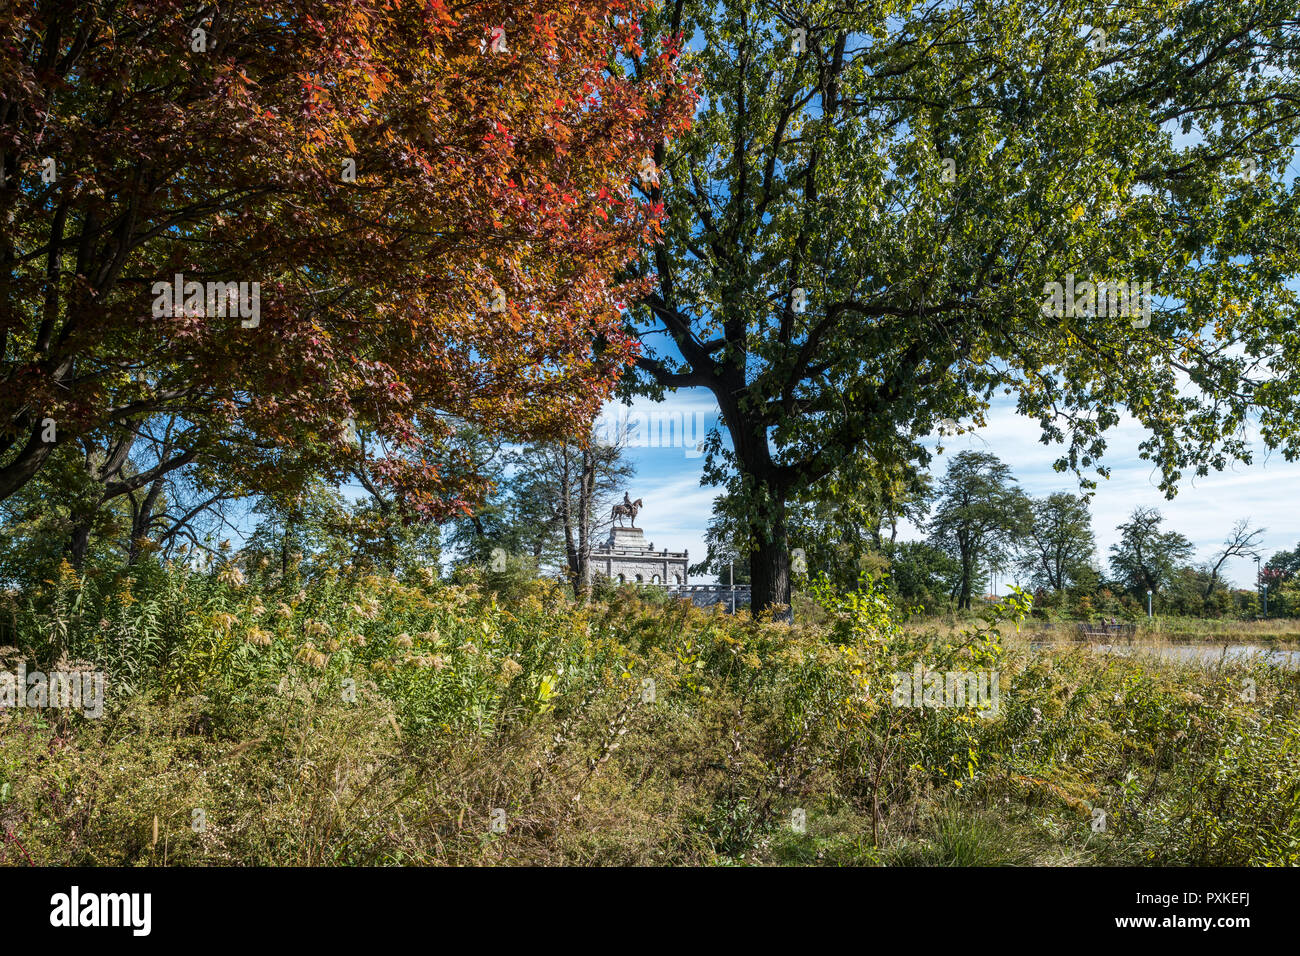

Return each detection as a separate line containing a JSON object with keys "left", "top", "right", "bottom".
{"left": 694, "top": 449, "right": 1294, "bottom": 620}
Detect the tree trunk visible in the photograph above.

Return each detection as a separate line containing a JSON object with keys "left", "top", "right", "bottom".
{"left": 750, "top": 531, "right": 792, "bottom": 618}
{"left": 576, "top": 445, "right": 595, "bottom": 599}
{"left": 735, "top": 481, "right": 791, "bottom": 617}
{"left": 559, "top": 445, "right": 579, "bottom": 593}
{"left": 127, "top": 475, "right": 167, "bottom": 565}
{"left": 716, "top": 383, "right": 792, "bottom": 616}
{"left": 67, "top": 512, "right": 94, "bottom": 569}
{"left": 958, "top": 554, "right": 975, "bottom": 610}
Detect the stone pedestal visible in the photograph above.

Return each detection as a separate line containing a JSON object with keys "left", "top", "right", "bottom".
{"left": 608, "top": 525, "right": 646, "bottom": 549}
{"left": 595, "top": 524, "right": 688, "bottom": 586}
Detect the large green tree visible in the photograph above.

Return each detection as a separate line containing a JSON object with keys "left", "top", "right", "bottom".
{"left": 1108, "top": 505, "right": 1195, "bottom": 598}
{"left": 927, "top": 451, "right": 1029, "bottom": 609}
{"left": 1018, "top": 492, "right": 1097, "bottom": 591}
{"left": 628, "top": 0, "right": 1300, "bottom": 611}
{"left": 692, "top": 449, "right": 927, "bottom": 588}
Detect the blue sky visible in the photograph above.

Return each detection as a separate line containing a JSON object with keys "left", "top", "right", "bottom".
{"left": 610, "top": 388, "right": 1300, "bottom": 591}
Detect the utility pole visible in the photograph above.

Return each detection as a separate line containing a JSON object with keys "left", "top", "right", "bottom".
{"left": 1257, "top": 555, "right": 1267, "bottom": 616}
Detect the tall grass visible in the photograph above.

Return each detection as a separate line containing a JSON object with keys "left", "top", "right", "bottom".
{"left": 1, "top": 564, "right": 1296, "bottom": 865}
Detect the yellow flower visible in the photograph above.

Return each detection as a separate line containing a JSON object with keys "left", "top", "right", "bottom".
{"left": 303, "top": 619, "right": 331, "bottom": 638}
{"left": 295, "top": 645, "right": 328, "bottom": 669}
{"left": 217, "top": 565, "right": 246, "bottom": 587}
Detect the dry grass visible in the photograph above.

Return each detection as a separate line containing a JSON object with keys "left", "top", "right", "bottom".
{"left": 904, "top": 615, "right": 1300, "bottom": 646}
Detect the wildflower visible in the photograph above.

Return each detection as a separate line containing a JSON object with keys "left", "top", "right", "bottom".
{"left": 217, "top": 565, "right": 245, "bottom": 587}
{"left": 303, "top": 619, "right": 331, "bottom": 638}
{"left": 499, "top": 657, "right": 523, "bottom": 680}
{"left": 394, "top": 633, "right": 413, "bottom": 648}
{"left": 246, "top": 628, "right": 273, "bottom": 646}
{"left": 296, "top": 645, "right": 328, "bottom": 669}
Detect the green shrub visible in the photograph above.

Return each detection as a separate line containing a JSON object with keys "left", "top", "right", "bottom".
{"left": 1, "top": 564, "right": 1296, "bottom": 865}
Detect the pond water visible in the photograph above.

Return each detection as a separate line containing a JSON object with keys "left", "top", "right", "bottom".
{"left": 1029, "top": 642, "right": 1300, "bottom": 668}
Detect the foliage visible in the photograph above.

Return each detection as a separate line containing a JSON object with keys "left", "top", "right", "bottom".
{"left": 928, "top": 452, "right": 1030, "bottom": 609}
{"left": 3, "top": 564, "right": 1296, "bottom": 866}
{"left": 1109, "top": 506, "right": 1195, "bottom": 598}
{"left": 884, "top": 540, "right": 962, "bottom": 614}
{"left": 1017, "top": 492, "right": 1097, "bottom": 592}
{"left": 625, "top": 0, "right": 1300, "bottom": 611}
{"left": 1, "top": 0, "right": 695, "bottom": 514}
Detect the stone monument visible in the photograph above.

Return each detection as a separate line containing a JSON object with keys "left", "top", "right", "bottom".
{"left": 594, "top": 493, "right": 688, "bottom": 586}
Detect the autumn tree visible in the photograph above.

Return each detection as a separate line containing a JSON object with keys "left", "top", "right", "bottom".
{"left": 1264, "top": 541, "right": 1300, "bottom": 582}
{"left": 627, "top": 0, "right": 1300, "bottom": 611}
{"left": 0, "top": 1, "right": 693, "bottom": 532}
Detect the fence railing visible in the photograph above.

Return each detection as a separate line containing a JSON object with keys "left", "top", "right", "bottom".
{"left": 1075, "top": 621, "right": 1138, "bottom": 641}
{"left": 661, "top": 584, "right": 751, "bottom": 594}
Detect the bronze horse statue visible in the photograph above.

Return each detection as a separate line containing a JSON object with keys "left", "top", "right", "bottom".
{"left": 612, "top": 497, "right": 643, "bottom": 528}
